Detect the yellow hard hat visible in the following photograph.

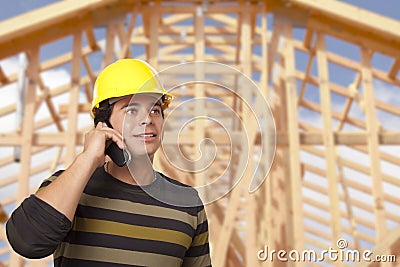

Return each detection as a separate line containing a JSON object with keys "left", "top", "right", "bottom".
{"left": 91, "top": 59, "right": 173, "bottom": 115}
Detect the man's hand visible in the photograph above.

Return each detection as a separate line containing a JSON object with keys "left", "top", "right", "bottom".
{"left": 82, "top": 122, "right": 125, "bottom": 168}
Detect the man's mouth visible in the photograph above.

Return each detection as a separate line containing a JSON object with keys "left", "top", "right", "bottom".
{"left": 133, "top": 133, "right": 157, "bottom": 138}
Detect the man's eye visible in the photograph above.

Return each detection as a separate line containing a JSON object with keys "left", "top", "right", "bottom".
{"left": 126, "top": 108, "right": 137, "bottom": 115}
{"left": 151, "top": 108, "right": 161, "bottom": 115}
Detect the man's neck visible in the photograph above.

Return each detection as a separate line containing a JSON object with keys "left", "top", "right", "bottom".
{"left": 107, "top": 157, "right": 155, "bottom": 186}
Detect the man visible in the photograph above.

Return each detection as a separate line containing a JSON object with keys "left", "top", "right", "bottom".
{"left": 6, "top": 59, "right": 212, "bottom": 267}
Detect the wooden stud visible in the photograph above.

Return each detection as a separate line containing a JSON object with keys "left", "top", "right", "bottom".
{"left": 9, "top": 47, "right": 40, "bottom": 267}
{"left": 297, "top": 52, "right": 315, "bottom": 104}
{"left": 267, "top": 23, "right": 283, "bottom": 84}
{"left": 193, "top": 4, "right": 207, "bottom": 191}
{"left": 37, "top": 76, "right": 64, "bottom": 132}
{"left": 283, "top": 24, "right": 305, "bottom": 265}
{"left": 303, "top": 28, "right": 313, "bottom": 49}
{"left": 268, "top": 46, "right": 289, "bottom": 267}
{"left": 315, "top": 33, "right": 342, "bottom": 258}
{"left": 85, "top": 26, "right": 100, "bottom": 51}
{"left": 388, "top": 58, "right": 400, "bottom": 80}
{"left": 259, "top": 4, "right": 272, "bottom": 266}
{"left": 103, "top": 24, "right": 116, "bottom": 67}
{"left": 119, "top": 6, "right": 139, "bottom": 58}
{"left": 0, "top": 66, "right": 8, "bottom": 84}
{"left": 82, "top": 55, "right": 96, "bottom": 85}
{"left": 260, "top": 2, "right": 269, "bottom": 97}
{"left": 65, "top": 31, "right": 82, "bottom": 165}
{"left": 360, "top": 48, "right": 387, "bottom": 242}
{"left": 239, "top": 8, "right": 260, "bottom": 267}
{"left": 147, "top": 1, "right": 160, "bottom": 68}
{"left": 336, "top": 73, "right": 360, "bottom": 131}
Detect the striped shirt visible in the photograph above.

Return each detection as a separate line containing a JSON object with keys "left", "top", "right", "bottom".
{"left": 6, "top": 167, "right": 212, "bottom": 267}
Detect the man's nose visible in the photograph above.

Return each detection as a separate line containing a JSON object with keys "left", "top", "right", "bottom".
{"left": 140, "top": 113, "right": 152, "bottom": 125}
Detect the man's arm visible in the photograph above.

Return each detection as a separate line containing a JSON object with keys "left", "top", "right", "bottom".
{"left": 6, "top": 122, "right": 124, "bottom": 258}
{"left": 6, "top": 189, "right": 71, "bottom": 258}
{"left": 35, "top": 122, "right": 123, "bottom": 221}
{"left": 182, "top": 205, "right": 212, "bottom": 267}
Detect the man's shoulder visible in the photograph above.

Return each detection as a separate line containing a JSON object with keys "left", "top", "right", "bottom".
{"left": 157, "top": 172, "right": 192, "bottom": 188}
{"left": 154, "top": 172, "right": 204, "bottom": 208}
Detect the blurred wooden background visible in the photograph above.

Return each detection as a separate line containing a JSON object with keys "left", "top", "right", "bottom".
{"left": 0, "top": 0, "right": 400, "bottom": 266}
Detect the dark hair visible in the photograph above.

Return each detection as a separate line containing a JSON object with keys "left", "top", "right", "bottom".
{"left": 92, "top": 97, "right": 165, "bottom": 127}
{"left": 93, "top": 100, "right": 114, "bottom": 127}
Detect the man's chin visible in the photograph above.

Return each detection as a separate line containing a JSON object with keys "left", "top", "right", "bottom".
{"left": 126, "top": 142, "right": 160, "bottom": 153}
{"left": 126, "top": 150, "right": 156, "bottom": 161}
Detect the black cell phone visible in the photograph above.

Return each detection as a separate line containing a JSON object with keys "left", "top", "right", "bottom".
{"left": 103, "top": 121, "right": 130, "bottom": 167}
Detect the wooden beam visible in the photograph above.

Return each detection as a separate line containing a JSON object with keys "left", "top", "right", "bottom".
{"left": 307, "top": 15, "right": 400, "bottom": 58}
{"left": 84, "top": 26, "right": 100, "bottom": 51}
{"left": 193, "top": 2, "right": 207, "bottom": 191}
{"left": 302, "top": 196, "right": 383, "bottom": 235}
{"left": 103, "top": 24, "right": 116, "bottom": 66}
{"left": 303, "top": 28, "right": 313, "bottom": 49}
{"left": 286, "top": 0, "right": 400, "bottom": 46}
{"left": 0, "top": 14, "right": 92, "bottom": 60}
{"left": 360, "top": 48, "right": 387, "bottom": 241}
{"left": 351, "top": 145, "right": 399, "bottom": 167}
{"left": 65, "top": 31, "right": 82, "bottom": 165}
{"left": 155, "top": 24, "right": 238, "bottom": 35}
{"left": 267, "top": 23, "right": 282, "bottom": 84}
{"left": 147, "top": 2, "right": 160, "bottom": 68}
{"left": 299, "top": 98, "right": 366, "bottom": 129}
{"left": 0, "top": 204, "right": 7, "bottom": 223}
{"left": 0, "top": 0, "right": 120, "bottom": 44}
{"left": 388, "top": 58, "right": 400, "bottom": 80}
{"left": 0, "top": 2, "right": 400, "bottom": 267}
{"left": 207, "top": 202, "right": 246, "bottom": 267}
{"left": 260, "top": 3, "right": 269, "bottom": 97}
{"left": 0, "top": 1, "right": 137, "bottom": 59}
{"left": 354, "top": 225, "right": 400, "bottom": 267}
{"left": 141, "top": 4, "right": 261, "bottom": 14}
{"left": 1, "top": 74, "right": 92, "bottom": 118}
{"left": 269, "top": 69, "right": 291, "bottom": 267}
{"left": 1, "top": 131, "right": 400, "bottom": 147}
{"left": 292, "top": 21, "right": 400, "bottom": 86}
{"left": 213, "top": 14, "right": 259, "bottom": 265}
{"left": 336, "top": 74, "right": 360, "bottom": 131}
{"left": 0, "top": 66, "right": 9, "bottom": 84}
{"left": 316, "top": 33, "right": 342, "bottom": 256}
{"left": 302, "top": 145, "right": 400, "bottom": 188}
{"left": 240, "top": 8, "right": 259, "bottom": 267}
{"left": 9, "top": 47, "right": 40, "bottom": 267}
{"left": 303, "top": 163, "right": 400, "bottom": 208}
{"left": 119, "top": 6, "right": 138, "bottom": 58}
{"left": 283, "top": 24, "right": 305, "bottom": 259}
{"left": 37, "top": 76, "right": 64, "bottom": 132}
{"left": 297, "top": 50, "right": 315, "bottom": 103}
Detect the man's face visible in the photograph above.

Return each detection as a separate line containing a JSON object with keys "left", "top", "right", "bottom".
{"left": 109, "top": 94, "right": 164, "bottom": 160}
